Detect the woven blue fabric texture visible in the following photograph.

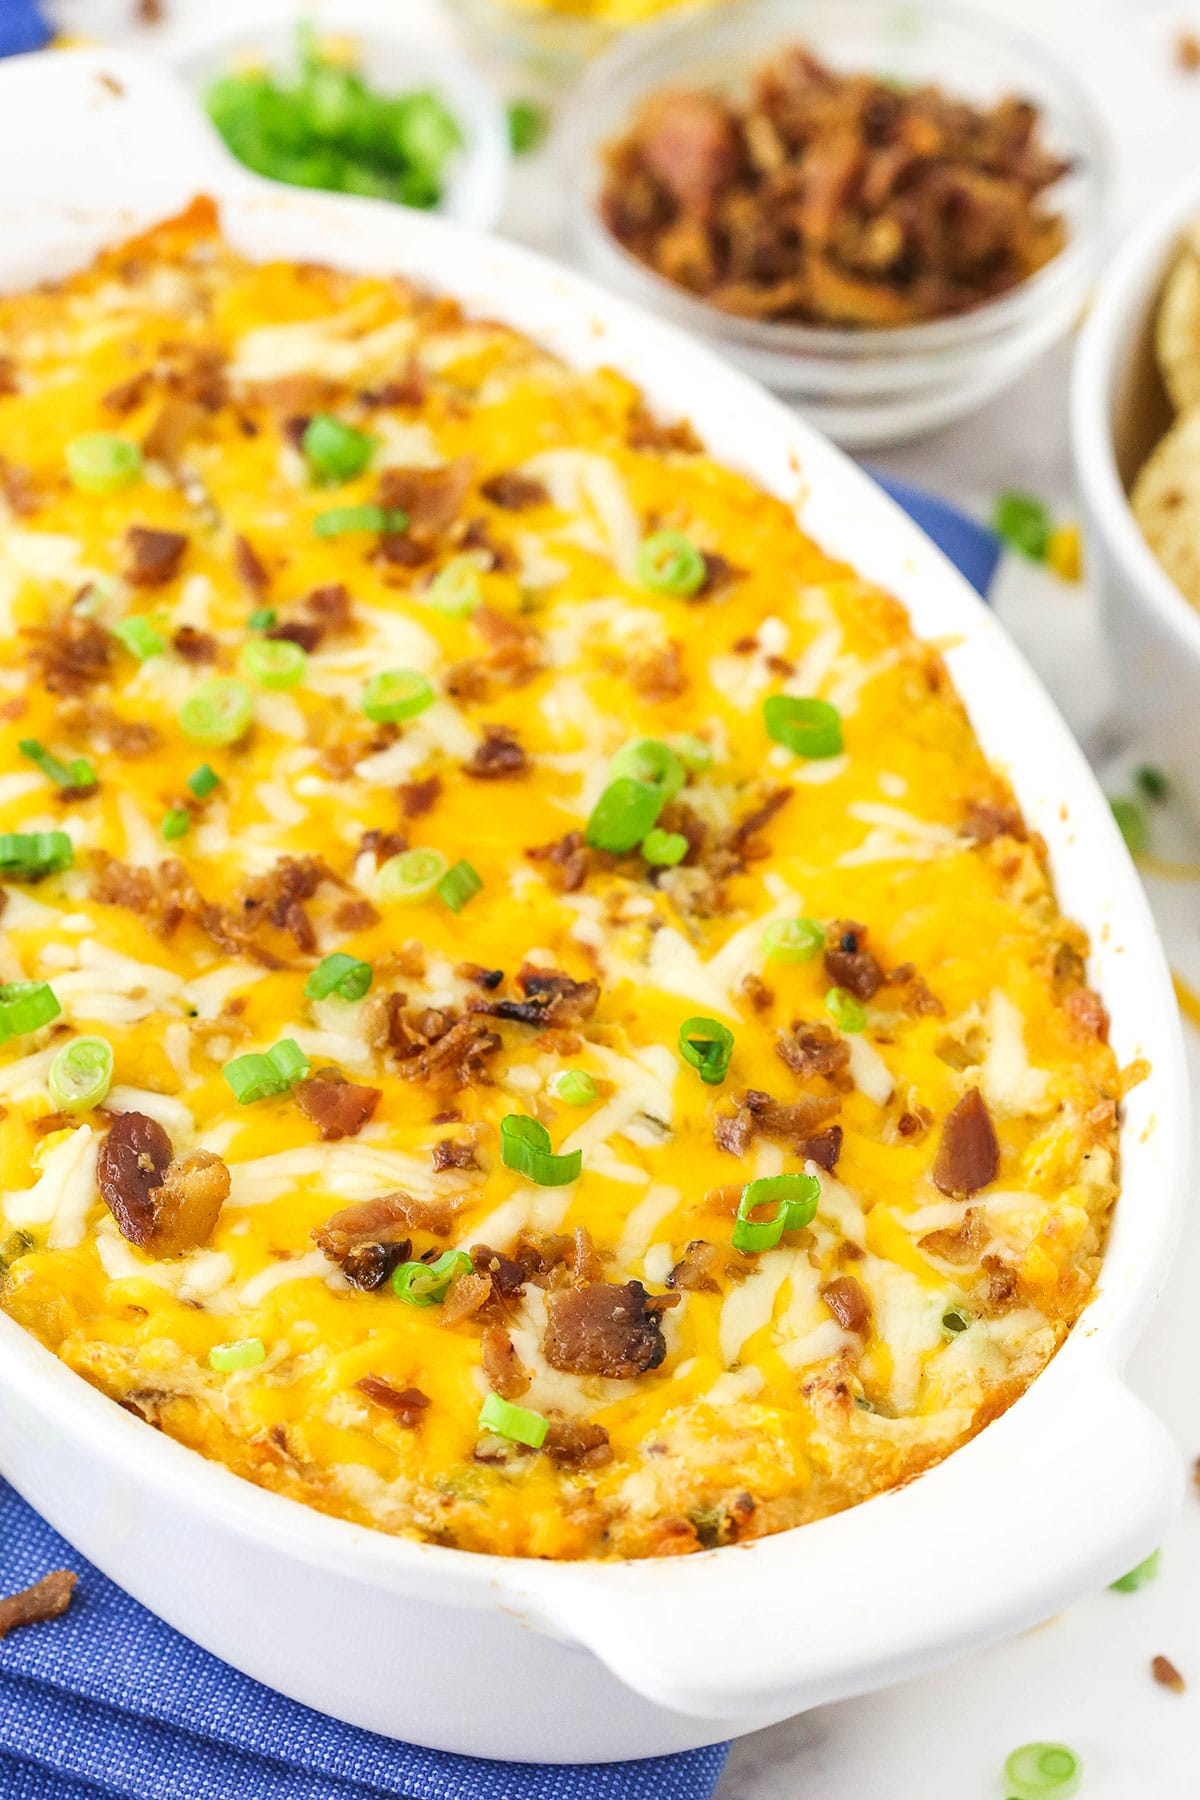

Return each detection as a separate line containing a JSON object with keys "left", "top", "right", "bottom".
{"left": 0, "top": 0, "right": 51, "bottom": 58}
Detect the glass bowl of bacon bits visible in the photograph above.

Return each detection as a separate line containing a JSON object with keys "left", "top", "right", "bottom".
{"left": 565, "top": 0, "right": 1110, "bottom": 446}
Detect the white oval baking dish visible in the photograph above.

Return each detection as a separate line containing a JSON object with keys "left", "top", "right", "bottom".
{"left": 1072, "top": 166, "right": 1200, "bottom": 823}
{"left": 0, "top": 46, "right": 1188, "bottom": 1766}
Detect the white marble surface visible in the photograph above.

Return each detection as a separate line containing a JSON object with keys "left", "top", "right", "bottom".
{"left": 46, "top": 0, "right": 1200, "bottom": 1790}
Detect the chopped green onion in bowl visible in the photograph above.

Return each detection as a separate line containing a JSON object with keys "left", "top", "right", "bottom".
{"left": 762, "top": 916, "right": 824, "bottom": 963}
{"left": 19, "top": 739, "right": 95, "bottom": 793}
{"left": 376, "top": 847, "right": 448, "bottom": 904}
{"left": 479, "top": 1390, "right": 548, "bottom": 1448}
{"left": 0, "top": 981, "right": 61, "bottom": 1044}
{"left": 362, "top": 668, "right": 434, "bottom": 723}
{"left": 637, "top": 529, "right": 707, "bottom": 596}
{"left": 48, "top": 1036, "right": 114, "bottom": 1111}
{"left": 392, "top": 1249, "right": 473, "bottom": 1307}
{"left": 222, "top": 1038, "right": 310, "bottom": 1104}
{"left": 763, "top": 694, "right": 843, "bottom": 760}
{"left": 313, "top": 503, "right": 408, "bottom": 539}
{"left": 302, "top": 413, "right": 375, "bottom": 483}
{"left": 437, "top": 858, "right": 483, "bottom": 913}
{"left": 552, "top": 1069, "right": 597, "bottom": 1106}
{"left": 0, "top": 831, "right": 74, "bottom": 881}
{"left": 825, "top": 986, "right": 867, "bottom": 1033}
{"left": 180, "top": 678, "right": 254, "bottom": 747}
{"left": 305, "top": 952, "right": 373, "bottom": 1003}
{"left": 678, "top": 1016, "right": 734, "bottom": 1085}
{"left": 240, "top": 637, "right": 308, "bottom": 690}
{"left": 209, "top": 1337, "right": 267, "bottom": 1373}
{"left": 499, "top": 1114, "right": 582, "bottom": 1187}
{"left": 65, "top": 432, "right": 142, "bottom": 495}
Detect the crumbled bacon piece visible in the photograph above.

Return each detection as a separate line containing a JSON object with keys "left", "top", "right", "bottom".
{"left": 234, "top": 533, "right": 269, "bottom": 592}
{"left": 356, "top": 1377, "right": 429, "bottom": 1427}
{"left": 400, "top": 775, "right": 441, "bottom": 818}
{"left": 472, "top": 605, "right": 541, "bottom": 679}
{"left": 267, "top": 618, "right": 322, "bottom": 652}
{"left": 471, "top": 1243, "right": 529, "bottom": 1302}
{"left": 463, "top": 723, "right": 528, "bottom": 780}
{"left": 919, "top": 1205, "right": 989, "bottom": 1264}
{"left": 544, "top": 1281, "right": 678, "bottom": 1378}
{"left": 823, "top": 920, "right": 883, "bottom": 1001}
{"left": 237, "top": 855, "right": 333, "bottom": 954}
{"left": 304, "top": 582, "right": 353, "bottom": 630}
{"left": 314, "top": 1192, "right": 449, "bottom": 1288}
{"left": 962, "top": 799, "right": 1027, "bottom": 844}
{"left": 441, "top": 1269, "right": 494, "bottom": 1325}
{"left": 334, "top": 897, "right": 379, "bottom": 932}
{"left": 143, "top": 397, "right": 203, "bottom": 468}
{"left": 386, "top": 1005, "right": 502, "bottom": 1087}
{"left": 667, "top": 1239, "right": 722, "bottom": 1293}
{"left": 378, "top": 460, "right": 473, "bottom": 537}
{"left": 543, "top": 1419, "right": 612, "bottom": 1468}
{"left": 0, "top": 356, "right": 17, "bottom": 397}
{"left": 0, "top": 1570, "right": 77, "bottom": 1640}
{"left": 777, "top": 1019, "right": 852, "bottom": 1085}
{"left": 102, "top": 369, "right": 151, "bottom": 414}
{"left": 296, "top": 1068, "right": 381, "bottom": 1141}
{"left": 526, "top": 830, "right": 589, "bottom": 893}
{"left": 98, "top": 1114, "right": 228, "bottom": 1258}
{"left": 630, "top": 639, "right": 687, "bottom": 700}
{"left": 932, "top": 1089, "right": 999, "bottom": 1196}
{"left": 887, "top": 962, "right": 944, "bottom": 1016}
{"left": 821, "top": 1275, "right": 871, "bottom": 1333}
{"left": 0, "top": 455, "right": 38, "bottom": 516}
{"left": 28, "top": 615, "right": 111, "bottom": 695}
{"left": 172, "top": 625, "right": 217, "bottom": 664}
{"left": 480, "top": 1323, "right": 531, "bottom": 1399}
{"left": 1063, "top": 986, "right": 1109, "bottom": 1042}
{"left": 714, "top": 1087, "right": 841, "bottom": 1157}
{"left": 480, "top": 470, "right": 548, "bottom": 510}
{"left": 481, "top": 963, "right": 600, "bottom": 1031}
{"left": 431, "top": 1136, "right": 478, "bottom": 1172}
{"left": 124, "top": 525, "right": 187, "bottom": 587}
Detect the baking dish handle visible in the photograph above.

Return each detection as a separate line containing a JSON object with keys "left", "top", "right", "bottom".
{"left": 525, "top": 1363, "right": 1180, "bottom": 1723}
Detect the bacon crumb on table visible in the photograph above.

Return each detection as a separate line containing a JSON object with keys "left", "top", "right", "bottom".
{"left": 1152, "top": 1654, "right": 1187, "bottom": 1694}
{"left": 0, "top": 1570, "right": 78, "bottom": 1640}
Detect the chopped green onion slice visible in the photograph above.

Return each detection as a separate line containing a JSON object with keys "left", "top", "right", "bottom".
{"left": 641, "top": 827, "right": 688, "bottom": 866}
{"left": 585, "top": 778, "right": 663, "bottom": 853}
{"left": 610, "top": 737, "right": 686, "bottom": 801}
{"left": 247, "top": 607, "right": 277, "bottom": 632}
{"left": 305, "top": 952, "right": 373, "bottom": 1003}
{"left": 941, "top": 1304, "right": 973, "bottom": 1336}
{"left": 762, "top": 916, "right": 824, "bottom": 963}
{"left": 313, "top": 504, "right": 407, "bottom": 538}
{"left": 763, "top": 695, "right": 843, "bottom": 759}
{"left": 678, "top": 1016, "right": 734, "bottom": 1085}
{"left": 552, "top": 1069, "right": 597, "bottom": 1106}
{"left": 0, "top": 830, "right": 73, "bottom": 880}
{"left": 222, "top": 1037, "right": 310, "bottom": 1104}
{"left": 240, "top": 637, "right": 308, "bottom": 689}
{"left": 111, "top": 615, "right": 166, "bottom": 660}
{"left": 1110, "top": 1548, "right": 1160, "bottom": 1593}
{"left": 427, "top": 557, "right": 483, "bottom": 618}
{"left": 500, "top": 1114, "right": 582, "bottom": 1187}
{"left": 18, "top": 739, "right": 95, "bottom": 792}
{"left": 479, "top": 1390, "right": 548, "bottom": 1448}
{"left": 825, "top": 987, "right": 867, "bottom": 1033}
{"left": 376, "top": 847, "right": 448, "bottom": 904}
{"left": 437, "top": 858, "right": 483, "bottom": 913}
{"left": 161, "top": 807, "right": 190, "bottom": 841}
{"left": 507, "top": 98, "right": 548, "bottom": 156}
{"left": 391, "top": 1249, "right": 474, "bottom": 1308}
{"left": 0, "top": 981, "right": 61, "bottom": 1043}
{"left": 302, "top": 413, "right": 375, "bottom": 483}
{"left": 362, "top": 668, "right": 434, "bottom": 723}
{"left": 993, "top": 491, "right": 1052, "bottom": 562}
{"left": 179, "top": 678, "right": 254, "bottom": 746}
{"left": 48, "top": 1036, "right": 114, "bottom": 1110}
{"left": 1003, "top": 1742, "right": 1082, "bottom": 1799}
{"left": 732, "top": 1172, "right": 821, "bottom": 1253}
{"left": 65, "top": 432, "right": 142, "bottom": 494}
{"left": 1135, "top": 763, "right": 1170, "bottom": 804}
{"left": 670, "top": 732, "right": 714, "bottom": 772}
{"left": 187, "top": 762, "right": 220, "bottom": 800}
{"left": 637, "top": 529, "right": 707, "bottom": 596}
{"left": 209, "top": 1337, "right": 267, "bottom": 1373}
{"left": 1111, "top": 796, "right": 1148, "bottom": 855}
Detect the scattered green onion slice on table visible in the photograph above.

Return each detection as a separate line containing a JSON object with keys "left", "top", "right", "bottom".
{"left": 762, "top": 916, "right": 824, "bottom": 963}
{"left": 313, "top": 504, "right": 408, "bottom": 539}
{"left": 585, "top": 778, "right": 663, "bottom": 853}
{"left": 65, "top": 432, "right": 142, "bottom": 494}
{"left": 825, "top": 987, "right": 867, "bottom": 1033}
{"left": 762, "top": 694, "right": 843, "bottom": 759}
{"left": 305, "top": 952, "right": 373, "bottom": 1003}
{"left": 499, "top": 1115, "right": 582, "bottom": 1187}
{"left": 391, "top": 1249, "right": 474, "bottom": 1308}
{"left": 187, "top": 763, "right": 220, "bottom": 800}
{"left": 552, "top": 1069, "right": 596, "bottom": 1107}
{"left": 678, "top": 1016, "right": 734, "bottom": 1085}
{"left": 376, "top": 847, "right": 448, "bottom": 904}
{"left": 732, "top": 1173, "right": 821, "bottom": 1254}
{"left": 0, "top": 982, "right": 61, "bottom": 1043}
{"left": 1003, "top": 1742, "right": 1082, "bottom": 1799}
{"left": 48, "top": 1036, "right": 114, "bottom": 1111}
{"left": 222, "top": 1038, "right": 310, "bottom": 1104}
{"left": 992, "top": 490, "right": 1052, "bottom": 562}
{"left": 110, "top": 616, "right": 166, "bottom": 660}
{"left": 18, "top": 739, "right": 95, "bottom": 792}
{"left": 1111, "top": 796, "right": 1148, "bottom": 854}
{"left": 609, "top": 737, "right": 686, "bottom": 802}
{"left": 0, "top": 831, "right": 73, "bottom": 880}
{"left": 302, "top": 413, "right": 375, "bottom": 483}
{"left": 426, "top": 557, "right": 483, "bottom": 619}
{"left": 636, "top": 529, "right": 707, "bottom": 596}
{"left": 209, "top": 1337, "right": 267, "bottom": 1373}
{"left": 1135, "top": 763, "right": 1170, "bottom": 804}
{"left": 437, "top": 858, "right": 483, "bottom": 913}
{"left": 1110, "top": 1548, "right": 1160, "bottom": 1593}
{"left": 507, "top": 99, "right": 547, "bottom": 156}
{"left": 362, "top": 668, "right": 434, "bottom": 723}
{"left": 240, "top": 636, "right": 308, "bottom": 689}
{"left": 179, "top": 678, "right": 254, "bottom": 747}
{"left": 478, "top": 1390, "right": 549, "bottom": 1448}
{"left": 161, "top": 807, "right": 190, "bottom": 842}
{"left": 641, "top": 827, "right": 688, "bottom": 866}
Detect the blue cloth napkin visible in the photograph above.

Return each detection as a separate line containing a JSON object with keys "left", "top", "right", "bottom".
{"left": 873, "top": 473, "right": 999, "bottom": 599}
{"left": 0, "top": 0, "right": 51, "bottom": 58}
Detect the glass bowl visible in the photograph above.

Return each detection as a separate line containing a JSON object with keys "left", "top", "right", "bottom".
{"left": 444, "top": 0, "right": 731, "bottom": 76}
{"left": 563, "top": 0, "right": 1111, "bottom": 446}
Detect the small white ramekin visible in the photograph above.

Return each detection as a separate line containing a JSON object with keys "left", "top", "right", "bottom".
{"left": 1072, "top": 167, "right": 1200, "bottom": 823}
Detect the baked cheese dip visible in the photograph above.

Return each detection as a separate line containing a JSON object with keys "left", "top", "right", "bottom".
{"left": 0, "top": 202, "right": 1121, "bottom": 1560}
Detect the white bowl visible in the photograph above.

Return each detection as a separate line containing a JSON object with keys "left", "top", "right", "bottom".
{"left": 0, "top": 44, "right": 1187, "bottom": 1768}
{"left": 564, "top": 0, "right": 1111, "bottom": 449}
{"left": 1072, "top": 168, "right": 1200, "bottom": 822}
{"left": 158, "top": 0, "right": 511, "bottom": 234}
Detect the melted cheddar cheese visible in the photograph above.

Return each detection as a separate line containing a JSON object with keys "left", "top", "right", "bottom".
{"left": 0, "top": 203, "right": 1120, "bottom": 1559}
